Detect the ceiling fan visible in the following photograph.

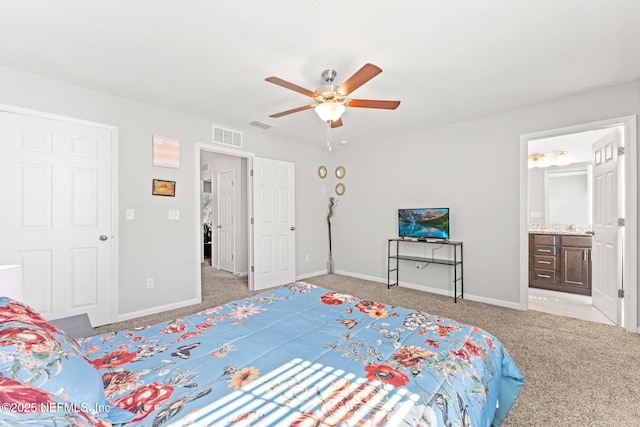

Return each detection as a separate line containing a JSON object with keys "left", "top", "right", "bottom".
{"left": 265, "top": 63, "right": 400, "bottom": 128}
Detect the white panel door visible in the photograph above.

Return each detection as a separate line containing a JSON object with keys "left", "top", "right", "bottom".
{"left": 253, "top": 157, "right": 295, "bottom": 290}
{"left": 592, "top": 129, "right": 622, "bottom": 324}
{"left": 0, "top": 111, "right": 114, "bottom": 326}
{"left": 217, "top": 169, "right": 235, "bottom": 273}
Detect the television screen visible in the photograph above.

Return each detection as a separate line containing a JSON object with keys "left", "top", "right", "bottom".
{"left": 398, "top": 208, "right": 450, "bottom": 240}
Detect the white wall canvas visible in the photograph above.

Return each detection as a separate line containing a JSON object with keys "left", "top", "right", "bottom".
{"left": 153, "top": 134, "right": 180, "bottom": 168}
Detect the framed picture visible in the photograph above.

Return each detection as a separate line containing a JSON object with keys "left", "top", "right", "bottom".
{"left": 152, "top": 135, "right": 180, "bottom": 168}
{"left": 152, "top": 179, "right": 176, "bottom": 197}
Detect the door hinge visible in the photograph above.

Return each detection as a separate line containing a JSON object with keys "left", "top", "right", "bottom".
{"left": 618, "top": 218, "right": 625, "bottom": 227}
{"left": 618, "top": 146, "right": 625, "bottom": 156}
{"left": 618, "top": 289, "right": 625, "bottom": 298}
{"left": 251, "top": 266, "right": 254, "bottom": 272}
{"left": 250, "top": 218, "right": 254, "bottom": 225}
{"left": 250, "top": 169, "right": 254, "bottom": 177}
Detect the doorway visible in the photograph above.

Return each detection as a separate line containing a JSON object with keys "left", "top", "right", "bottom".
{"left": 200, "top": 152, "right": 248, "bottom": 277}
{"left": 519, "top": 116, "right": 637, "bottom": 332}
{"left": 195, "top": 143, "right": 297, "bottom": 293}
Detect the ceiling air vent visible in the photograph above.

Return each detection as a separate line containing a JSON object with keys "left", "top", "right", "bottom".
{"left": 249, "top": 120, "right": 272, "bottom": 130}
{"left": 212, "top": 125, "right": 242, "bottom": 148}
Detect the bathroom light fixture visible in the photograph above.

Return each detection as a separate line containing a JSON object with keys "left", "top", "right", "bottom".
{"left": 555, "top": 151, "right": 569, "bottom": 166}
{"left": 528, "top": 151, "right": 570, "bottom": 168}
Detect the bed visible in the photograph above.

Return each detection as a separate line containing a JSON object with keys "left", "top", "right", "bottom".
{"left": 0, "top": 282, "right": 525, "bottom": 426}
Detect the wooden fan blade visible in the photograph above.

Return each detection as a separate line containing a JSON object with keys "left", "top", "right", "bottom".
{"left": 265, "top": 77, "right": 318, "bottom": 98}
{"left": 336, "top": 63, "right": 382, "bottom": 96}
{"left": 269, "top": 104, "right": 315, "bottom": 118}
{"left": 347, "top": 99, "right": 401, "bottom": 109}
{"left": 331, "top": 117, "right": 343, "bottom": 128}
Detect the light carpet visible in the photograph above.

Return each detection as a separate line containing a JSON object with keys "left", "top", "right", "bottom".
{"left": 95, "top": 266, "right": 640, "bottom": 427}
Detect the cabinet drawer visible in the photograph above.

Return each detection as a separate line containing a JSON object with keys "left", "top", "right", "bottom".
{"left": 534, "top": 255, "right": 556, "bottom": 270}
{"left": 532, "top": 269, "right": 556, "bottom": 284}
{"left": 561, "top": 235, "right": 592, "bottom": 248}
{"left": 533, "top": 234, "right": 556, "bottom": 245}
{"left": 533, "top": 245, "right": 556, "bottom": 256}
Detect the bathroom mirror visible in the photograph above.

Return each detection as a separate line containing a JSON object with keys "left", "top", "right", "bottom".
{"left": 318, "top": 165, "right": 327, "bottom": 179}
{"left": 544, "top": 166, "right": 592, "bottom": 225}
{"left": 335, "top": 183, "right": 345, "bottom": 196}
{"left": 335, "top": 166, "right": 346, "bottom": 179}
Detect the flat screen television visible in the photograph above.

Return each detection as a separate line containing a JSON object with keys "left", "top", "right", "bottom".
{"left": 398, "top": 208, "right": 450, "bottom": 240}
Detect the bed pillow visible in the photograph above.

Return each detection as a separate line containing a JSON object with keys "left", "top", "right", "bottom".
{"left": 0, "top": 297, "right": 136, "bottom": 424}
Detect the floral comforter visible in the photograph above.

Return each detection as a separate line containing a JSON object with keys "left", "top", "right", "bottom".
{"left": 2, "top": 283, "right": 525, "bottom": 426}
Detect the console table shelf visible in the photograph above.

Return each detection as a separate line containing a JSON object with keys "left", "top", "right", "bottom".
{"left": 387, "top": 238, "right": 464, "bottom": 302}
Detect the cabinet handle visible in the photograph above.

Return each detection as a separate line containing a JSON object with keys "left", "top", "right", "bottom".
{"left": 537, "top": 249, "right": 552, "bottom": 253}
{"left": 537, "top": 274, "right": 551, "bottom": 279}
{"left": 538, "top": 260, "right": 551, "bottom": 264}
{"left": 584, "top": 250, "right": 587, "bottom": 261}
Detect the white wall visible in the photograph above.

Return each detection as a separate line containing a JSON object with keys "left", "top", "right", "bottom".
{"left": 332, "top": 81, "right": 640, "bottom": 311}
{"left": 2, "top": 63, "right": 637, "bottom": 326}
{"left": 0, "top": 65, "right": 330, "bottom": 321}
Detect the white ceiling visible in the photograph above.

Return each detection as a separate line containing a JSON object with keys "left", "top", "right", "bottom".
{"left": 1, "top": 1, "right": 639, "bottom": 150}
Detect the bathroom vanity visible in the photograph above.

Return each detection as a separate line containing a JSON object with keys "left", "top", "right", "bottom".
{"left": 529, "top": 231, "right": 592, "bottom": 296}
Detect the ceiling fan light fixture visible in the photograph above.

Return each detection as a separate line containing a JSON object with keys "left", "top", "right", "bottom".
{"left": 315, "top": 102, "right": 345, "bottom": 123}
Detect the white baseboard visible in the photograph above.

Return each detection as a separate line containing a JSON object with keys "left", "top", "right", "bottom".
{"left": 333, "top": 270, "right": 522, "bottom": 310}
{"left": 116, "top": 298, "right": 200, "bottom": 323}
{"left": 296, "top": 270, "right": 329, "bottom": 280}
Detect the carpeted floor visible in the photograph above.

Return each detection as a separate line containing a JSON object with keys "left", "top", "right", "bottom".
{"left": 95, "top": 265, "right": 640, "bottom": 426}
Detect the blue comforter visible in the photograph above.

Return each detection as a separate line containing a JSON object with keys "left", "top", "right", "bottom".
{"left": 1, "top": 283, "right": 524, "bottom": 426}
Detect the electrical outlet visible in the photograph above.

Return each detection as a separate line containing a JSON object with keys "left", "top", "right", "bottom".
{"left": 305, "top": 254, "right": 310, "bottom": 262}
{"left": 125, "top": 209, "right": 135, "bottom": 220}
{"left": 146, "top": 277, "right": 154, "bottom": 289}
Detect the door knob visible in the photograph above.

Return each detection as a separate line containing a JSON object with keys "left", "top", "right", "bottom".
{"left": 291, "top": 226, "right": 296, "bottom": 231}
{"left": 99, "top": 235, "right": 108, "bottom": 241}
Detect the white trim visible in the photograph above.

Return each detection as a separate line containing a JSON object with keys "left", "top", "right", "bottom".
{"left": 520, "top": 115, "right": 638, "bottom": 333}
{"left": 334, "top": 270, "right": 522, "bottom": 310}
{"left": 114, "top": 298, "right": 200, "bottom": 323}
{"left": 0, "top": 103, "right": 117, "bottom": 130}
{"left": 296, "top": 270, "right": 329, "bottom": 280}
{"left": 0, "top": 102, "right": 120, "bottom": 325}
{"left": 195, "top": 142, "right": 255, "bottom": 295}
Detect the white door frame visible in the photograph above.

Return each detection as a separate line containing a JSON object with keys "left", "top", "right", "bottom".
{"left": 195, "top": 143, "right": 254, "bottom": 290}
{"left": 519, "top": 115, "right": 637, "bottom": 332}
{"left": 0, "top": 102, "right": 119, "bottom": 323}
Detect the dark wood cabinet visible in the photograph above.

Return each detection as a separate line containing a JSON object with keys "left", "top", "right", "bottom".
{"left": 529, "top": 233, "right": 592, "bottom": 295}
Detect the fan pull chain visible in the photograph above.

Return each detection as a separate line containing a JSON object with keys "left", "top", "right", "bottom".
{"left": 326, "top": 120, "right": 332, "bottom": 152}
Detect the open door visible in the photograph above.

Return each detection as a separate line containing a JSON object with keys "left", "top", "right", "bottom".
{"left": 252, "top": 157, "right": 295, "bottom": 290}
{"left": 591, "top": 128, "right": 623, "bottom": 324}
{"left": 217, "top": 169, "right": 235, "bottom": 273}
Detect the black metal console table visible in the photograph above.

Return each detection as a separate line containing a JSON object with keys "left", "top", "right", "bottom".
{"left": 387, "top": 238, "right": 464, "bottom": 302}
